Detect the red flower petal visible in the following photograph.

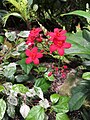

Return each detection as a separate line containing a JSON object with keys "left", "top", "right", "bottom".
{"left": 37, "top": 53, "right": 43, "bottom": 58}
{"left": 60, "top": 30, "right": 67, "bottom": 35}
{"left": 25, "top": 49, "right": 31, "bottom": 56}
{"left": 58, "top": 48, "right": 64, "bottom": 56}
{"left": 33, "top": 58, "right": 39, "bottom": 65}
{"left": 31, "top": 47, "right": 38, "bottom": 53}
{"left": 50, "top": 44, "right": 57, "bottom": 53}
{"left": 63, "top": 42, "right": 71, "bottom": 48}
{"left": 26, "top": 57, "right": 32, "bottom": 64}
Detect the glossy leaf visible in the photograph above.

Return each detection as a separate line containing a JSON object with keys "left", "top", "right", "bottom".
{"left": 0, "top": 85, "right": 5, "bottom": 92}
{"left": 35, "top": 78, "right": 51, "bottom": 92}
{"left": 26, "top": 105, "right": 45, "bottom": 120}
{"left": 12, "top": 84, "right": 29, "bottom": 94}
{"left": 69, "top": 92, "right": 86, "bottom": 111}
{"left": 52, "top": 96, "right": 70, "bottom": 113}
{"left": 5, "top": 31, "right": 16, "bottom": 41}
{"left": 56, "top": 113, "right": 70, "bottom": 120}
{"left": 19, "top": 58, "right": 33, "bottom": 74}
{"left": 82, "top": 72, "right": 90, "bottom": 80}
{"left": 62, "top": 10, "right": 90, "bottom": 20}
{"left": 50, "top": 94, "right": 60, "bottom": 104}
{"left": 0, "top": 99, "right": 6, "bottom": 120}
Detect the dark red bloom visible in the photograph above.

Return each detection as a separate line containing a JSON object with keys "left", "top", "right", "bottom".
{"left": 25, "top": 47, "right": 43, "bottom": 65}
{"left": 48, "top": 28, "right": 71, "bottom": 56}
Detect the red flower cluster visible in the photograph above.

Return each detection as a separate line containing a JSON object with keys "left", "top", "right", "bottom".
{"left": 26, "top": 28, "right": 42, "bottom": 45}
{"left": 25, "top": 28, "right": 71, "bottom": 65}
{"left": 48, "top": 28, "right": 71, "bottom": 56}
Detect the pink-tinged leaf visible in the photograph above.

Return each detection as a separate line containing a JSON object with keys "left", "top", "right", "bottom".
{"left": 33, "top": 58, "right": 39, "bottom": 65}
{"left": 58, "top": 48, "right": 64, "bottom": 56}
{"left": 26, "top": 57, "right": 32, "bottom": 64}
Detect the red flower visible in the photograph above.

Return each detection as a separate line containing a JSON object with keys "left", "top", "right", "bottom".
{"left": 26, "top": 28, "right": 42, "bottom": 45}
{"left": 63, "top": 65, "right": 68, "bottom": 69}
{"left": 48, "top": 28, "right": 71, "bottom": 56}
{"left": 48, "top": 72, "right": 52, "bottom": 77}
{"left": 25, "top": 47, "right": 43, "bottom": 65}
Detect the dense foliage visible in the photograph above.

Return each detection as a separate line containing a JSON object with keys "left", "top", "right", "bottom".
{"left": 0, "top": 0, "right": 90, "bottom": 120}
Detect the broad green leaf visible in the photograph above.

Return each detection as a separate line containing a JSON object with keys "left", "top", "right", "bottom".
{"left": 26, "top": 105, "right": 45, "bottom": 120}
{"left": 62, "top": 10, "right": 90, "bottom": 20}
{"left": 50, "top": 94, "right": 60, "bottom": 104}
{"left": 52, "top": 96, "right": 70, "bottom": 113}
{"left": 56, "top": 113, "right": 70, "bottom": 120}
{"left": 0, "top": 99, "right": 6, "bottom": 120}
{"left": 82, "top": 72, "right": 90, "bottom": 80}
{"left": 44, "top": 72, "right": 55, "bottom": 81}
{"left": 69, "top": 92, "right": 86, "bottom": 111}
{"left": 12, "top": 84, "right": 29, "bottom": 94}
{"left": 0, "top": 85, "right": 4, "bottom": 92}
{"left": 35, "top": 78, "right": 51, "bottom": 92}
{"left": 19, "top": 58, "right": 33, "bottom": 74}
{"left": 5, "top": 31, "right": 16, "bottom": 41}
{"left": 66, "top": 31, "right": 90, "bottom": 59}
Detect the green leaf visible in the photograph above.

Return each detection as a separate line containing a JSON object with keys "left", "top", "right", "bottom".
{"left": 50, "top": 94, "right": 60, "bottom": 104}
{"left": 3, "top": 12, "right": 22, "bottom": 27}
{"left": 52, "top": 96, "right": 70, "bottom": 113}
{"left": 62, "top": 10, "right": 90, "bottom": 20}
{"left": 7, "top": 103, "right": 15, "bottom": 118}
{"left": 66, "top": 31, "right": 90, "bottom": 59}
{"left": 69, "top": 92, "right": 86, "bottom": 111}
{"left": 5, "top": 31, "right": 16, "bottom": 41}
{"left": 12, "top": 84, "right": 29, "bottom": 94}
{"left": 56, "top": 113, "right": 70, "bottom": 120}
{"left": 82, "top": 72, "right": 90, "bottom": 80}
{"left": 19, "top": 58, "right": 33, "bottom": 74}
{"left": 17, "top": 31, "right": 29, "bottom": 38}
{"left": 35, "top": 78, "right": 51, "bottom": 92}
{"left": 0, "top": 36, "right": 4, "bottom": 43}
{"left": 82, "top": 29, "right": 90, "bottom": 42}
{"left": 26, "top": 105, "right": 45, "bottom": 120}
{"left": 0, "top": 85, "right": 5, "bottom": 92}
{"left": 15, "top": 74, "right": 30, "bottom": 83}
{"left": 44, "top": 72, "right": 55, "bottom": 81}
{"left": 0, "top": 99, "right": 6, "bottom": 120}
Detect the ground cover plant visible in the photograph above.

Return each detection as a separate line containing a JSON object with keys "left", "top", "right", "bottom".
{"left": 0, "top": 0, "right": 90, "bottom": 120}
